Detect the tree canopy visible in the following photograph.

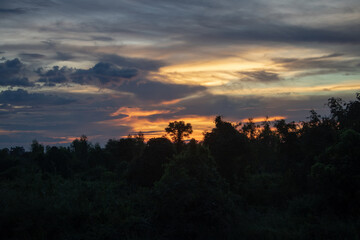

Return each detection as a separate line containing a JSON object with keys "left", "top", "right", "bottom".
{"left": 165, "top": 120, "right": 193, "bottom": 152}
{"left": 0, "top": 93, "right": 360, "bottom": 239}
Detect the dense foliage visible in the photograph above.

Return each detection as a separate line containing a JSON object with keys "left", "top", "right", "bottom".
{"left": 1, "top": 94, "right": 360, "bottom": 239}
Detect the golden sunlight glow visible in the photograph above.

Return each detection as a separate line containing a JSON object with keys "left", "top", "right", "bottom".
{"left": 45, "top": 136, "right": 79, "bottom": 145}
{"left": 211, "top": 80, "right": 360, "bottom": 97}
{"left": 161, "top": 58, "right": 265, "bottom": 73}
{"left": 110, "top": 107, "right": 175, "bottom": 117}
{"left": 152, "top": 98, "right": 183, "bottom": 106}
{"left": 98, "top": 115, "right": 216, "bottom": 141}
{"left": 151, "top": 46, "right": 337, "bottom": 86}
{"left": 157, "top": 56, "right": 272, "bottom": 85}
{"left": 241, "top": 116, "right": 286, "bottom": 123}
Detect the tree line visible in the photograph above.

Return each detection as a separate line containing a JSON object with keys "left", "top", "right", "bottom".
{"left": 0, "top": 94, "right": 360, "bottom": 239}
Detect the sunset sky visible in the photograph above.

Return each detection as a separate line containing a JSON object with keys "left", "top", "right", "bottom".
{"left": 1, "top": 0, "right": 360, "bottom": 147}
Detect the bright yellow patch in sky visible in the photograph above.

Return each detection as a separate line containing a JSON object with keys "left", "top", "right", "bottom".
{"left": 157, "top": 57, "right": 271, "bottom": 85}
{"left": 99, "top": 113, "right": 215, "bottom": 141}
{"left": 110, "top": 107, "right": 174, "bottom": 117}
{"left": 211, "top": 80, "right": 360, "bottom": 97}
{"left": 98, "top": 106, "right": 289, "bottom": 141}
{"left": 162, "top": 58, "right": 265, "bottom": 73}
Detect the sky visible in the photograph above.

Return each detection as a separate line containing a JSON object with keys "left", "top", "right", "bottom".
{"left": 0, "top": 0, "right": 360, "bottom": 147}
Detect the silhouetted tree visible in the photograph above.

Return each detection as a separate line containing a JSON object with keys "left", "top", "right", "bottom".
{"left": 129, "top": 137, "right": 174, "bottom": 186}
{"left": 343, "top": 93, "right": 360, "bottom": 131}
{"left": 105, "top": 134, "right": 145, "bottom": 167}
{"left": 204, "top": 116, "right": 249, "bottom": 184}
{"left": 327, "top": 97, "right": 346, "bottom": 125}
{"left": 311, "top": 129, "right": 360, "bottom": 215}
{"left": 152, "top": 144, "right": 238, "bottom": 239}
{"left": 30, "top": 140, "right": 44, "bottom": 162}
{"left": 88, "top": 143, "right": 106, "bottom": 168}
{"left": 256, "top": 117, "right": 279, "bottom": 172}
{"left": 165, "top": 121, "right": 192, "bottom": 152}
{"left": 241, "top": 118, "right": 259, "bottom": 140}
{"left": 1, "top": 93, "right": 360, "bottom": 240}
{"left": 44, "top": 146, "right": 72, "bottom": 177}
{"left": 71, "top": 135, "right": 90, "bottom": 170}
{"left": 299, "top": 110, "right": 338, "bottom": 172}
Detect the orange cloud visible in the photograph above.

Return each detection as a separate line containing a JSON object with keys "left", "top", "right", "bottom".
{"left": 241, "top": 116, "right": 286, "bottom": 123}
{"left": 40, "top": 136, "right": 79, "bottom": 145}
{"left": 98, "top": 115, "right": 216, "bottom": 141}
{"left": 152, "top": 98, "right": 183, "bottom": 106}
{"left": 110, "top": 107, "right": 174, "bottom": 117}
{"left": 0, "top": 129, "right": 44, "bottom": 135}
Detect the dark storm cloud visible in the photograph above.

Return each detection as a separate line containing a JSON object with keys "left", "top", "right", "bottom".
{"left": 72, "top": 62, "right": 138, "bottom": 85}
{"left": 0, "top": 58, "right": 34, "bottom": 86}
{"left": 100, "top": 54, "right": 165, "bottom": 71}
{"left": 35, "top": 61, "right": 139, "bottom": 86}
{"left": 36, "top": 66, "right": 71, "bottom": 84}
{"left": 32, "top": 53, "right": 169, "bottom": 96}
{"left": 0, "top": 89, "right": 75, "bottom": 105}
{"left": 238, "top": 70, "right": 282, "bottom": 82}
{"left": 0, "top": 58, "right": 23, "bottom": 78}
{"left": 0, "top": 77, "right": 33, "bottom": 87}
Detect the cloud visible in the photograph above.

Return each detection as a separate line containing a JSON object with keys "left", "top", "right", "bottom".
{"left": 36, "top": 62, "right": 138, "bottom": 86}
{"left": 0, "top": 58, "right": 34, "bottom": 87}
{"left": 55, "top": 52, "right": 74, "bottom": 61}
{"left": 34, "top": 0, "right": 358, "bottom": 47}
{"left": 110, "top": 107, "right": 175, "bottom": 118}
{"left": 238, "top": 70, "right": 282, "bottom": 82}
{"left": 99, "top": 112, "right": 216, "bottom": 140}
{"left": 172, "top": 93, "right": 263, "bottom": 118}
{"left": 72, "top": 62, "right": 138, "bottom": 85}
{"left": 100, "top": 54, "right": 165, "bottom": 71}
{"left": 34, "top": 60, "right": 204, "bottom": 103}
{"left": 1, "top": 0, "right": 360, "bottom": 149}
{"left": 0, "top": 58, "right": 23, "bottom": 78}
{"left": 0, "top": 89, "right": 75, "bottom": 106}
{"left": 36, "top": 66, "right": 71, "bottom": 85}
{"left": 91, "top": 36, "right": 114, "bottom": 41}
{"left": 72, "top": 61, "right": 205, "bottom": 101}
{"left": 0, "top": 8, "right": 27, "bottom": 15}
{"left": 32, "top": 57, "right": 203, "bottom": 101}
{"left": 0, "top": 91, "right": 135, "bottom": 148}
{"left": 118, "top": 80, "right": 206, "bottom": 101}
{"left": 19, "top": 53, "right": 46, "bottom": 59}
{"left": 273, "top": 53, "right": 360, "bottom": 75}
{"left": 1, "top": 77, "right": 34, "bottom": 87}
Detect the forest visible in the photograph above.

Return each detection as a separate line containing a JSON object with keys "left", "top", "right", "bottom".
{"left": 0, "top": 94, "right": 360, "bottom": 240}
